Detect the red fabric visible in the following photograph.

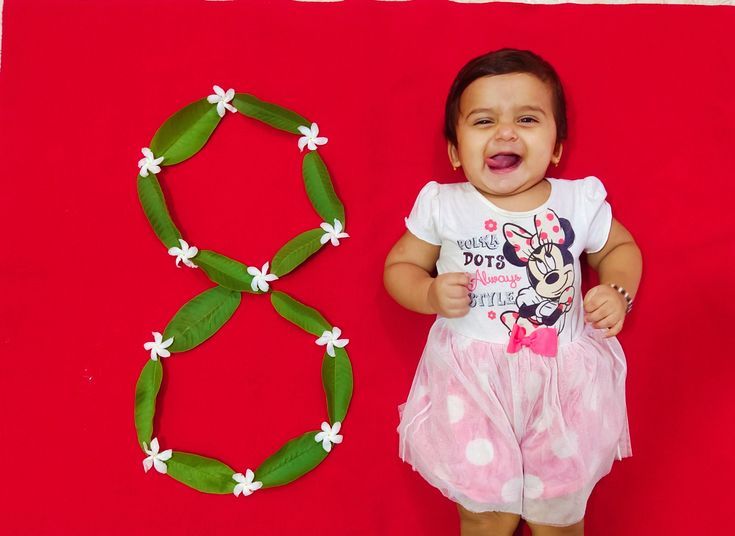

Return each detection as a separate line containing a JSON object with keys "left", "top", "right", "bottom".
{"left": 1, "top": 1, "right": 733, "bottom": 534}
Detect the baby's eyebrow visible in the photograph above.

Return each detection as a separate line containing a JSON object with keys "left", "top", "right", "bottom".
{"left": 466, "top": 105, "right": 547, "bottom": 117}
{"left": 518, "top": 105, "right": 547, "bottom": 116}
{"left": 467, "top": 107, "right": 497, "bottom": 117}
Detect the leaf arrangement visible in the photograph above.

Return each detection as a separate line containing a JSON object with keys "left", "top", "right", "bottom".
{"left": 134, "top": 89, "right": 353, "bottom": 495}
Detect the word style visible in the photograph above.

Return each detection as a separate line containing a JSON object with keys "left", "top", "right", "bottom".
{"left": 469, "top": 291, "right": 516, "bottom": 308}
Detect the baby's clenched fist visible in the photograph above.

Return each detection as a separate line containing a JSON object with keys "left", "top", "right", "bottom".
{"left": 583, "top": 284, "right": 627, "bottom": 337}
{"left": 427, "top": 272, "right": 471, "bottom": 318}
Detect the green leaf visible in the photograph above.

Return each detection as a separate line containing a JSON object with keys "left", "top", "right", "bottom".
{"left": 271, "top": 229, "right": 324, "bottom": 277}
{"left": 195, "top": 250, "right": 256, "bottom": 293}
{"left": 163, "top": 286, "right": 241, "bottom": 353}
{"left": 302, "top": 151, "right": 345, "bottom": 225}
{"left": 270, "top": 291, "right": 330, "bottom": 336}
{"left": 134, "top": 359, "right": 163, "bottom": 450}
{"left": 232, "top": 94, "right": 309, "bottom": 134}
{"left": 166, "top": 452, "right": 236, "bottom": 494}
{"left": 137, "top": 175, "right": 181, "bottom": 249}
{"left": 150, "top": 99, "right": 221, "bottom": 165}
{"left": 256, "top": 431, "right": 328, "bottom": 488}
{"left": 322, "top": 347, "right": 353, "bottom": 424}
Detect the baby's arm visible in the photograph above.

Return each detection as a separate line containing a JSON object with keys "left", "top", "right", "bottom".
{"left": 583, "top": 218, "right": 643, "bottom": 337}
{"left": 384, "top": 231, "right": 470, "bottom": 317}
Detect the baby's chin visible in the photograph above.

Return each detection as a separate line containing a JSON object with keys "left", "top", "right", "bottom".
{"left": 470, "top": 172, "right": 537, "bottom": 198}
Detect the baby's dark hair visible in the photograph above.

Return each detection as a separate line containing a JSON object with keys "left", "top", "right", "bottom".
{"left": 444, "top": 49, "right": 568, "bottom": 147}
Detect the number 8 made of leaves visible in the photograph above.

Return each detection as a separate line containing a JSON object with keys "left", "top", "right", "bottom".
{"left": 133, "top": 85, "right": 353, "bottom": 496}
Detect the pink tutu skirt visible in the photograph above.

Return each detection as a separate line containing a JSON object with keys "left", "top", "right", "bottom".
{"left": 397, "top": 319, "right": 632, "bottom": 527}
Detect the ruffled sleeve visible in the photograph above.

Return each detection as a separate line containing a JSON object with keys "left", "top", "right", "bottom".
{"left": 582, "top": 176, "right": 613, "bottom": 254}
{"left": 404, "top": 181, "right": 441, "bottom": 246}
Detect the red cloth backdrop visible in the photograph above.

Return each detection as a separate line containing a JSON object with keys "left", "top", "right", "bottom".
{"left": 1, "top": 0, "right": 733, "bottom": 534}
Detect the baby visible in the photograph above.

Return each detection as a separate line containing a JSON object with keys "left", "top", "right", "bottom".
{"left": 384, "top": 49, "right": 642, "bottom": 536}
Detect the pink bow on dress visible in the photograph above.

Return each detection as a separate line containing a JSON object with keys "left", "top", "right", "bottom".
{"left": 507, "top": 324, "right": 558, "bottom": 357}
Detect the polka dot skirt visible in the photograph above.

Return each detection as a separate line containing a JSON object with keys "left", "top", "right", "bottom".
{"left": 397, "top": 319, "right": 632, "bottom": 527}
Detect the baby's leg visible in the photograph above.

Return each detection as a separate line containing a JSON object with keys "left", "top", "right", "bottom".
{"left": 526, "top": 518, "right": 584, "bottom": 536}
{"left": 457, "top": 504, "right": 521, "bottom": 536}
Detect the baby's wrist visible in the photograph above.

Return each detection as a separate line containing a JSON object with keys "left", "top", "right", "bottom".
{"left": 607, "top": 283, "right": 633, "bottom": 314}
{"left": 423, "top": 277, "right": 439, "bottom": 315}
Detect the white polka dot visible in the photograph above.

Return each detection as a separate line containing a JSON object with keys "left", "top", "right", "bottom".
{"left": 454, "top": 333, "right": 475, "bottom": 352}
{"left": 564, "top": 361, "right": 584, "bottom": 388}
{"left": 524, "top": 474, "right": 545, "bottom": 499}
{"left": 534, "top": 410, "right": 553, "bottom": 432}
{"left": 501, "top": 477, "right": 523, "bottom": 502}
{"left": 551, "top": 431, "right": 579, "bottom": 459}
{"left": 525, "top": 371, "right": 542, "bottom": 401}
{"left": 588, "top": 455, "right": 602, "bottom": 472}
{"left": 601, "top": 414, "right": 610, "bottom": 430}
{"left": 465, "top": 438, "right": 495, "bottom": 466}
{"left": 414, "top": 384, "right": 428, "bottom": 400}
{"left": 587, "top": 387, "right": 599, "bottom": 412}
{"left": 447, "top": 395, "right": 465, "bottom": 424}
{"left": 433, "top": 464, "right": 451, "bottom": 482}
{"left": 474, "top": 370, "right": 491, "bottom": 392}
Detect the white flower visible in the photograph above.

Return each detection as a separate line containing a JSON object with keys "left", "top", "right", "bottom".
{"left": 232, "top": 469, "right": 263, "bottom": 497}
{"left": 315, "top": 421, "right": 343, "bottom": 453}
{"left": 142, "top": 437, "right": 173, "bottom": 474}
{"left": 207, "top": 85, "right": 237, "bottom": 118}
{"left": 167, "top": 239, "right": 199, "bottom": 268}
{"left": 246, "top": 262, "right": 278, "bottom": 293}
{"left": 138, "top": 147, "right": 164, "bottom": 177}
{"left": 315, "top": 327, "right": 349, "bottom": 358}
{"left": 297, "top": 122, "right": 328, "bottom": 152}
{"left": 144, "top": 331, "right": 174, "bottom": 361}
{"left": 319, "top": 219, "right": 350, "bottom": 247}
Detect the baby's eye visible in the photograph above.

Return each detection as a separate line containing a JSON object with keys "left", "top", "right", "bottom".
{"left": 519, "top": 116, "right": 539, "bottom": 124}
{"left": 474, "top": 119, "right": 494, "bottom": 126}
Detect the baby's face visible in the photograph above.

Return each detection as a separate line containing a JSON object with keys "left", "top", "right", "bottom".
{"left": 449, "top": 73, "right": 560, "bottom": 198}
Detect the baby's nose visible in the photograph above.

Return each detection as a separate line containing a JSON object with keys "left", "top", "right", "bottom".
{"left": 495, "top": 124, "right": 518, "bottom": 141}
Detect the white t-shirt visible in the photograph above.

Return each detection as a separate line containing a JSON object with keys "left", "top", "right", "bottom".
{"left": 405, "top": 177, "right": 613, "bottom": 345}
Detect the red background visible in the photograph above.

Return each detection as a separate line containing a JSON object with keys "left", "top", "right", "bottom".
{"left": 1, "top": 1, "right": 733, "bottom": 534}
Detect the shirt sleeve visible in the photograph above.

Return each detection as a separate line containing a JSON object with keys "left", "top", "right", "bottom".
{"left": 404, "top": 181, "right": 441, "bottom": 246}
{"left": 582, "top": 176, "right": 613, "bottom": 254}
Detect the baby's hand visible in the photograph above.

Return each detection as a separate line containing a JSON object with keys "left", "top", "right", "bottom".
{"left": 427, "top": 273, "right": 471, "bottom": 318}
{"left": 583, "top": 285, "right": 627, "bottom": 338}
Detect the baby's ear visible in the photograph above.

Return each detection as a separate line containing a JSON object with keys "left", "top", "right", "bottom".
{"left": 552, "top": 142, "right": 564, "bottom": 164}
{"left": 447, "top": 141, "right": 461, "bottom": 168}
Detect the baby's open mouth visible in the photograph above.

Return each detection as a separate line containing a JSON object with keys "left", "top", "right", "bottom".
{"left": 486, "top": 153, "right": 521, "bottom": 172}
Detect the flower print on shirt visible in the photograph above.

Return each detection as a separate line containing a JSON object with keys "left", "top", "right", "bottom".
{"left": 500, "top": 208, "right": 576, "bottom": 337}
